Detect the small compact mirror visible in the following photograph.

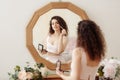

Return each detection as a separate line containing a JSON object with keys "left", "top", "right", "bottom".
{"left": 38, "top": 44, "right": 44, "bottom": 52}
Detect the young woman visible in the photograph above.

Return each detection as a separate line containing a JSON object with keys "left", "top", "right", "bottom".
{"left": 40, "top": 16, "right": 69, "bottom": 63}
{"left": 56, "top": 20, "right": 106, "bottom": 80}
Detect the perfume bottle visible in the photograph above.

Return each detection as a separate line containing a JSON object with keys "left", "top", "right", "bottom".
{"left": 56, "top": 60, "right": 62, "bottom": 71}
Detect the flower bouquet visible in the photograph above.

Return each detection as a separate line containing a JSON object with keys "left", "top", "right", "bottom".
{"left": 97, "top": 58, "right": 120, "bottom": 80}
{"left": 8, "top": 62, "right": 45, "bottom": 80}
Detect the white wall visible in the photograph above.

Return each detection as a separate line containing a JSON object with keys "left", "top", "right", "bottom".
{"left": 0, "top": 0, "right": 120, "bottom": 79}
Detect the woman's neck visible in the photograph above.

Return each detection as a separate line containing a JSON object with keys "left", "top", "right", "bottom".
{"left": 54, "top": 31, "right": 61, "bottom": 36}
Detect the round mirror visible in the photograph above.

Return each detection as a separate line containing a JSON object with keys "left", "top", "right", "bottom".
{"left": 26, "top": 2, "right": 88, "bottom": 70}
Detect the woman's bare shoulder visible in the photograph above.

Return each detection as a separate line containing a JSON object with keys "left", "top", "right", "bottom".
{"left": 72, "top": 47, "right": 82, "bottom": 57}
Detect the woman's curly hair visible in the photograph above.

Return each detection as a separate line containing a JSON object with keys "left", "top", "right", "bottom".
{"left": 77, "top": 20, "right": 106, "bottom": 60}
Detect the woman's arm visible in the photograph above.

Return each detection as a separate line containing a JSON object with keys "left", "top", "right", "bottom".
{"left": 56, "top": 48, "right": 81, "bottom": 80}
{"left": 57, "top": 29, "right": 68, "bottom": 54}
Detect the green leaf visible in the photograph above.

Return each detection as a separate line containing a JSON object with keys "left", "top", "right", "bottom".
{"left": 14, "top": 65, "right": 21, "bottom": 72}
{"left": 97, "top": 65, "right": 104, "bottom": 76}
{"left": 36, "top": 63, "right": 44, "bottom": 69}
{"left": 24, "top": 67, "right": 34, "bottom": 72}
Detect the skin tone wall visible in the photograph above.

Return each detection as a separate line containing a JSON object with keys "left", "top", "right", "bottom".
{"left": 0, "top": 0, "right": 120, "bottom": 79}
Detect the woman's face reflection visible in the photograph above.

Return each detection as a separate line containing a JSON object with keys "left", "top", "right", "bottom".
{"left": 51, "top": 19, "right": 61, "bottom": 31}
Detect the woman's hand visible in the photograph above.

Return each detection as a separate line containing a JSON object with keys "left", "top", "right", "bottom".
{"left": 61, "top": 29, "right": 67, "bottom": 36}
{"left": 56, "top": 67, "right": 64, "bottom": 76}
{"left": 40, "top": 49, "right": 47, "bottom": 54}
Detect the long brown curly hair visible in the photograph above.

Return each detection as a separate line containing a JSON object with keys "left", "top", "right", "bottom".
{"left": 76, "top": 20, "right": 106, "bottom": 61}
{"left": 49, "top": 16, "right": 68, "bottom": 35}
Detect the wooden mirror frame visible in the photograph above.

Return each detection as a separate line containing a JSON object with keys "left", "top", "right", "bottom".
{"left": 26, "top": 2, "right": 88, "bottom": 70}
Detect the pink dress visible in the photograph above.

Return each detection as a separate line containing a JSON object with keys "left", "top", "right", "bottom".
{"left": 71, "top": 49, "right": 98, "bottom": 80}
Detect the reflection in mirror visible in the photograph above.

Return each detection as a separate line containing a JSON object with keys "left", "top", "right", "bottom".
{"left": 33, "top": 9, "right": 81, "bottom": 64}
{"left": 26, "top": 2, "right": 89, "bottom": 70}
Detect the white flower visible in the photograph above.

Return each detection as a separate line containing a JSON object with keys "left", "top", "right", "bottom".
{"left": 100, "top": 58, "right": 120, "bottom": 79}
{"left": 97, "top": 58, "right": 120, "bottom": 80}
{"left": 18, "top": 70, "right": 27, "bottom": 80}
{"left": 26, "top": 72, "right": 33, "bottom": 79}
{"left": 103, "top": 63, "right": 116, "bottom": 78}
{"left": 100, "top": 59, "right": 108, "bottom": 66}
{"left": 8, "top": 63, "right": 44, "bottom": 80}
{"left": 108, "top": 59, "right": 118, "bottom": 68}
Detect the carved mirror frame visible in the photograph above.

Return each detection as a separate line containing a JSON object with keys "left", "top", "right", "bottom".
{"left": 26, "top": 2, "right": 88, "bottom": 70}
